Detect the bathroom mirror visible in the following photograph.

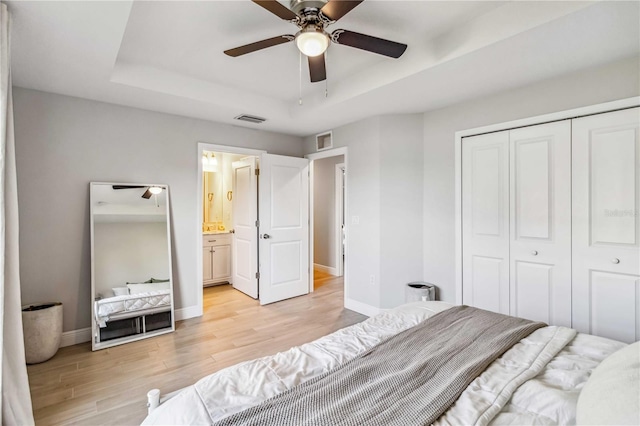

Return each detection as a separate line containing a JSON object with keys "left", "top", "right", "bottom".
{"left": 203, "top": 170, "right": 223, "bottom": 225}
{"left": 202, "top": 151, "right": 237, "bottom": 232}
{"left": 90, "top": 182, "right": 174, "bottom": 351}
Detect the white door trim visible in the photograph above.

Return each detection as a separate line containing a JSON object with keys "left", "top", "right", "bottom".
{"left": 196, "top": 142, "right": 266, "bottom": 317}
{"left": 454, "top": 97, "right": 640, "bottom": 305}
{"left": 335, "top": 163, "right": 345, "bottom": 277}
{"left": 305, "top": 147, "right": 348, "bottom": 300}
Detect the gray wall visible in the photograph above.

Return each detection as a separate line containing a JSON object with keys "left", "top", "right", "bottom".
{"left": 306, "top": 117, "right": 381, "bottom": 307}
{"left": 13, "top": 55, "right": 640, "bottom": 329}
{"left": 13, "top": 88, "right": 303, "bottom": 332}
{"left": 313, "top": 155, "right": 344, "bottom": 269}
{"left": 422, "top": 56, "right": 640, "bottom": 303}
{"left": 379, "top": 115, "right": 423, "bottom": 308}
{"left": 303, "top": 56, "right": 638, "bottom": 312}
{"left": 304, "top": 114, "right": 424, "bottom": 309}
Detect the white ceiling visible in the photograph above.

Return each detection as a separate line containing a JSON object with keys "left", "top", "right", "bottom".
{"left": 8, "top": 1, "right": 640, "bottom": 136}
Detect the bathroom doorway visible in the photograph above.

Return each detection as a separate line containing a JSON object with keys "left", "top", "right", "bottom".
{"left": 197, "top": 143, "right": 265, "bottom": 314}
{"left": 196, "top": 143, "right": 312, "bottom": 314}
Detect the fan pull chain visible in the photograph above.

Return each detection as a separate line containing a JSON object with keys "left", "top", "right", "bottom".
{"left": 325, "top": 49, "right": 328, "bottom": 98}
{"left": 298, "top": 51, "right": 303, "bottom": 106}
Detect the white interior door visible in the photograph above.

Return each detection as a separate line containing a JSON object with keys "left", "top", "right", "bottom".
{"left": 509, "top": 120, "right": 572, "bottom": 326}
{"left": 462, "top": 131, "right": 510, "bottom": 314}
{"left": 572, "top": 107, "right": 640, "bottom": 343}
{"left": 232, "top": 157, "right": 258, "bottom": 298}
{"left": 259, "top": 154, "right": 310, "bottom": 305}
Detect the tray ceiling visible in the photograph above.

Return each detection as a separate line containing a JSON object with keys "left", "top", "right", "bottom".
{"left": 8, "top": 1, "right": 640, "bottom": 136}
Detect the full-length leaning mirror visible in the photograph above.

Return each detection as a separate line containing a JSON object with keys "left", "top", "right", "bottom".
{"left": 90, "top": 182, "right": 174, "bottom": 351}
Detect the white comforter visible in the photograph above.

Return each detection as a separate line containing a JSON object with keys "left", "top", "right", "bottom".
{"left": 142, "top": 302, "right": 624, "bottom": 425}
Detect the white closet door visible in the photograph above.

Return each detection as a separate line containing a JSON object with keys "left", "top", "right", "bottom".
{"left": 509, "top": 121, "right": 571, "bottom": 326}
{"left": 572, "top": 107, "right": 640, "bottom": 343}
{"left": 462, "top": 131, "right": 510, "bottom": 314}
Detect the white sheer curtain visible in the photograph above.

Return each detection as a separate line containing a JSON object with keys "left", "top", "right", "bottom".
{"left": 1, "top": 3, "right": 35, "bottom": 425}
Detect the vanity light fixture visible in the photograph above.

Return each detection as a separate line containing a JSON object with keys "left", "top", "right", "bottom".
{"left": 202, "top": 152, "right": 219, "bottom": 172}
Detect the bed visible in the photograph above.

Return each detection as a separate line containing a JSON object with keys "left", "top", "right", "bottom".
{"left": 94, "top": 289, "right": 171, "bottom": 327}
{"left": 142, "top": 301, "right": 636, "bottom": 425}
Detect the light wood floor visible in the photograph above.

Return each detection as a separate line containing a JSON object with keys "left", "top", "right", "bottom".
{"left": 27, "top": 272, "right": 364, "bottom": 425}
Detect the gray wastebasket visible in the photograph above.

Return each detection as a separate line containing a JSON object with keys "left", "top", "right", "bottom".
{"left": 405, "top": 282, "right": 437, "bottom": 302}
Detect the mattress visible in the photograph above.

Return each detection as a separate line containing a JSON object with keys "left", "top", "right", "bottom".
{"left": 142, "top": 301, "right": 624, "bottom": 425}
{"left": 94, "top": 290, "right": 171, "bottom": 327}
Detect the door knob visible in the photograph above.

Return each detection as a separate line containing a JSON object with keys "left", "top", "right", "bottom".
{"left": 531, "top": 250, "right": 538, "bottom": 256}
{"left": 261, "top": 233, "right": 271, "bottom": 239}
{"left": 611, "top": 258, "right": 620, "bottom": 264}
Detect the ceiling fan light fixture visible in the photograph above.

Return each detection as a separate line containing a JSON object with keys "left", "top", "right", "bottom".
{"left": 149, "top": 186, "right": 163, "bottom": 195}
{"left": 295, "top": 28, "right": 329, "bottom": 57}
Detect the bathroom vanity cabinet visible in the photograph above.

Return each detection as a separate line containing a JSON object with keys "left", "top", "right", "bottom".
{"left": 203, "top": 233, "right": 232, "bottom": 286}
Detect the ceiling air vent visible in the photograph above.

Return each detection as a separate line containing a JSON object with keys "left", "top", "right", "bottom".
{"left": 234, "top": 114, "right": 266, "bottom": 124}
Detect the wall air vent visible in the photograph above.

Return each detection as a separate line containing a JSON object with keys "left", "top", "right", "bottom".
{"left": 234, "top": 114, "right": 266, "bottom": 124}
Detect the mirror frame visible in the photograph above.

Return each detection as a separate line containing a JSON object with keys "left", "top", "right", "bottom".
{"left": 89, "top": 182, "right": 175, "bottom": 351}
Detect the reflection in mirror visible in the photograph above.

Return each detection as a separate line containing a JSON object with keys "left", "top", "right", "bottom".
{"left": 90, "top": 183, "right": 174, "bottom": 351}
{"left": 202, "top": 151, "right": 241, "bottom": 233}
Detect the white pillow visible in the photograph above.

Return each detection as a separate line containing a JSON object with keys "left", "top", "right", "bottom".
{"left": 576, "top": 341, "right": 640, "bottom": 425}
{"left": 112, "top": 287, "right": 130, "bottom": 296}
{"left": 126, "top": 281, "right": 170, "bottom": 294}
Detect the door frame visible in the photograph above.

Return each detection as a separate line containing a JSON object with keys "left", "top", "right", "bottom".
{"left": 196, "top": 142, "right": 266, "bottom": 316}
{"left": 454, "top": 97, "right": 640, "bottom": 306}
{"left": 335, "top": 163, "right": 345, "bottom": 277}
{"left": 305, "top": 147, "right": 348, "bottom": 299}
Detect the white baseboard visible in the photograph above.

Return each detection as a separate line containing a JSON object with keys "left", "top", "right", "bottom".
{"left": 61, "top": 327, "right": 91, "bottom": 347}
{"left": 344, "top": 297, "right": 380, "bottom": 317}
{"left": 314, "top": 263, "right": 338, "bottom": 276}
{"left": 175, "top": 305, "right": 201, "bottom": 321}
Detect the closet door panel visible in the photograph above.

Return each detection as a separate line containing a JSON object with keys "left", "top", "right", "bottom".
{"left": 514, "top": 140, "right": 551, "bottom": 239}
{"left": 589, "top": 271, "right": 639, "bottom": 343}
{"left": 470, "top": 256, "right": 504, "bottom": 313}
{"left": 514, "top": 261, "right": 553, "bottom": 323}
{"left": 462, "top": 131, "right": 510, "bottom": 314}
{"left": 590, "top": 127, "right": 637, "bottom": 245}
{"left": 573, "top": 107, "right": 640, "bottom": 342}
{"left": 509, "top": 120, "right": 572, "bottom": 326}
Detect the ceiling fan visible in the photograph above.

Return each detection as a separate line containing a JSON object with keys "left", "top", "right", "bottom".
{"left": 112, "top": 185, "right": 163, "bottom": 199}
{"left": 224, "top": 0, "right": 408, "bottom": 83}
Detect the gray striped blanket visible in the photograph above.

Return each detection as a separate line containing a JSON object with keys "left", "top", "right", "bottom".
{"left": 213, "top": 306, "right": 545, "bottom": 426}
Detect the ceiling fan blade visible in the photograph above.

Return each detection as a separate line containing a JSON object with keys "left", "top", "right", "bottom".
{"left": 112, "top": 185, "right": 146, "bottom": 190}
{"left": 252, "top": 0, "right": 298, "bottom": 21}
{"left": 141, "top": 189, "right": 152, "bottom": 199}
{"left": 224, "top": 35, "right": 294, "bottom": 57}
{"left": 332, "top": 29, "right": 407, "bottom": 58}
{"left": 308, "top": 53, "right": 326, "bottom": 83}
{"left": 320, "top": 0, "right": 364, "bottom": 21}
